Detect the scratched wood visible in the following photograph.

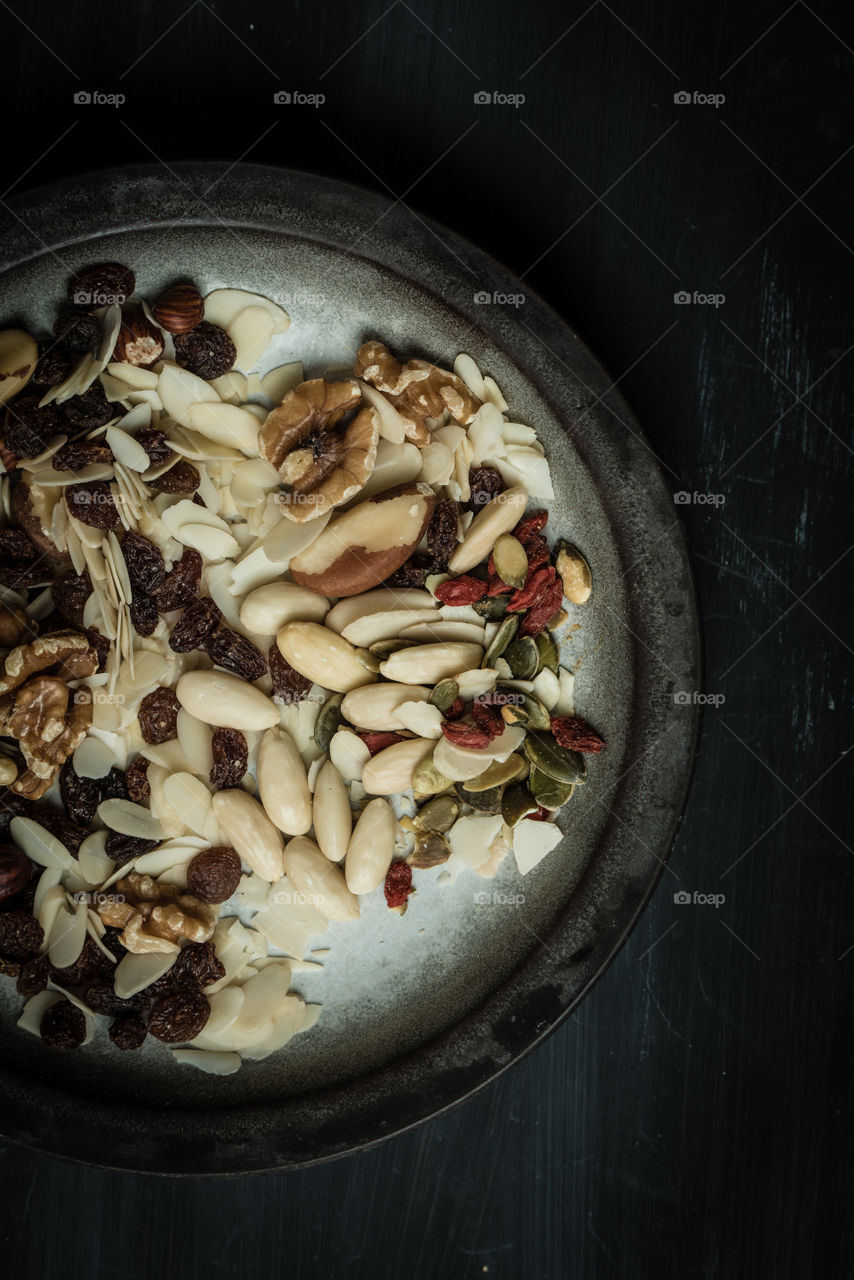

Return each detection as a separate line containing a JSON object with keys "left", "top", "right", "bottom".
{"left": 0, "top": 1, "right": 852, "bottom": 1276}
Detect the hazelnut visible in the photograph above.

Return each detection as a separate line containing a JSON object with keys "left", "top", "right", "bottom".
{"left": 153, "top": 284, "right": 204, "bottom": 335}
{"left": 113, "top": 307, "right": 164, "bottom": 367}
{"left": 0, "top": 843, "right": 33, "bottom": 903}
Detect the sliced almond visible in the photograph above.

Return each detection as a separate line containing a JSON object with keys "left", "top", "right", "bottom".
{"left": 261, "top": 362, "right": 303, "bottom": 403}
{"left": 228, "top": 307, "right": 276, "bottom": 371}
{"left": 185, "top": 402, "right": 261, "bottom": 453}
{"left": 203, "top": 288, "right": 290, "bottom": 334}
{"left": 158, "top": 362, "right": 219, "bottom": 426}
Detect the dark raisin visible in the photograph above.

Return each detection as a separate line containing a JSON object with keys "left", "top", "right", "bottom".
{"left": 186, "top": 845, "right": 242, "bottom": 903}
{"left": 2, "top": 396, "right": 64, "bottom": 458}
{"left": 125, "top": 756, "right": 151, "bottom": 803}
{"left": 148, "top": 987, "right": 210, "bottom": 1043}
{"left": 61, "top": 381, "right": 113, "bottom": 430}
{"left": 52, "top": 569, "right": 93, "bottom": 627}
{"left": 31, "top": 342, "right": 73, "bottom": 387}
{"left": 84, "top": 981, "right": 146, "bottom": 1016}
{"left": 148, "top": 459, "right": 200, "bottom": 495}
{"left": 82, "top": 626, "right": 110, "bottom": 672}
{"left": 0, "top": 527, "right": 44, "bottom": 589}
{"left": 171, "top": 939, "right": 226, "bottom": 988}
{"left": 100, "top": 925, "right": 128, "bottom": 964}
{"left": 426, "top": 497, "right": 459, "bottom": 571}
{"left": 0, "top": 843, "right": 33, "bottom": 904}
{"left": 130, "top": 597, "right": 159, "bottom": 637}
{"left": 121, "top": 531, "right": 165, "bottom": 592}
{"left": 134, "top": 427, "right": 173, "bottom": 468}
{"left": 53, "top": 441, "right": 114, "bottom": 472}
{"left": 52, "top": 309, "right": 101, "bottom": 353}
{"left": 59, "top": 759, "right": 99, "bottom": 826}
{"left": 32, "top": 809, "right": 88, "bottom": 856}
{"left": 152, "top": 548, "right": 202, "bottom": 612}
{"left": 169, "top": 596, "right": 222, "bottom": 652}
{"left": 174, "top": 322, "right": 236, "bottom": 380}
{"left": 0, "top": 788, "right": 33, "bottom": 842}
{"left": 109, "top": 1013, "right": 148, "bottom": 1050}
{"left": 0, "top": 910, "right": 43, "bottom": 960}
{"left": 268, "top": 644, "right": 312, "bottom": 704}
{"left": 40, "top": 1000, "right": 86, "bottom": 1049}
{"left": 104, "top": 831, "right": 159, "bottom": 866}
{"left": 66, "top": 480, "right": 119, "bottom": 529}
{"left": 99, "top": 767, "right": 130, "bottom": 803}
{"left": 209, "top": 730, "right": 248, "bottom": 791}
{"left": 49, "top": 937, "right": 104, "bottom": 989}
{"left": 384, "top": 554, "right": 431, "bottom": 588}
{"left": 465, "top": 465, "right": 505, "bottom": 511}
{"left": 0, "top": 958, "right": 21, "bottom": 978}
{"left": 138, "top": 686, "right": 180, "bottom": 744}
{"left": 16, "top": 954, "right": 50, "bottom": 998}
{"left": 205, "top": 627, "right": 266, "bottom": 681}
{"left": 68, "top": 261, "right": 135, "bottom": 308}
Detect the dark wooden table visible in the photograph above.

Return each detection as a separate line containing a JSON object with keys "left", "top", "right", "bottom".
{"left": 1, "top": 2, "right": 851, "bottom": 1275}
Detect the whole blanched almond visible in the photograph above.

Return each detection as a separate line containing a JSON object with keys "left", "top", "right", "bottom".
{"left": 313, "top": 760, "right": 352, "bottom": 862}
{"left": 257, "top": 726, "right": 312, "bottom": 835}
{"left": 176, "top": 670, "right": 279, "bottom": 730}
{"left": 345, "top": 797, "right": 396, "bottom": 894}
{"left": 289, "top": 482, "right": 436, "bottom": 598}
{"left": 239, "top": 582, "right": 329, "bottom": 635}
{"left": 284, "top": 836, "right": 360, "bottom": 922}
{"left": 378, "top": 642, "right": 482, "bottom": 685}
{"left": 212, "top": 789, "right": 284, "bottom": 881}
{"left": 361, "top": 738, "right": 434, "bottom": 795}
{"left": 447, "top": 485, "right": 528, "bottom": 574}
{"left": 341, "top": 682, "right": 430, "bottom": 731}
{"left": 277, "top": 621, "right": 375, "bottom": 693}
{"left": 325, "top": 588, "right": 437, "bottom": 634}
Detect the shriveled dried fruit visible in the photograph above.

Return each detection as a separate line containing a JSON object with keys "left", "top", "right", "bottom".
{"left": 0, "top": 528, "right": 43, "bottom": 589}
{"left": 426, "top": 497, "right": 459, "bottom": 571}
{"left": 0, "top": 789, "right": 31, "bottom": 840}
{"left": 514, "top": 510, "right": 548, "bottom": 544}
{"left": 470, "top": 698, "right": 505, "bottom": 739}
{"left": 168, "top": 596, "right": 221, "bottom": 652}
{"left": 384, "top": 861, "right": 413, "bottom": 908}
{"left": 130, "top": 597, "right": 158, "bottom": 638}
{"left": 2, "top": 395, "right": 63, "bottom": 457}
{"left": 0, "top": 910, "right": 43, "bottom": 960}
{"left": 84, "top": 982, "right": 146, "bottom": 1016}
{"left": 186, "top": 846, "right": 242, "bottom": 904}
{"left": 104, "top": 831, "right": 159, "bottom": 866}
{"left": 33, "top": 810, "right": 89, "bottom": 855}
{"left": 148, "top": 459, "right": 201, "bottom": 495}
{"left": 40, "top": 1000, "right": 86, "bottom": 1049}
{"left": 109, "top": 1014, "right": 147, "bottom": 1050}
{"left": 440, "top": 720, "right": 493, "bottom": 749}
{"left": 205, "top": 626, "right": 266, "bottom": 681}
{"left": 383, "top": 554, "right": 432, "bottom": 589}
{"left": 59, "top": 758, "right": 99, "bottom": 826}
{"left": 152, "top": 549, "right": 202, "bottom": 611}
{"left": 52, "top": 570, "right": 93, "bottom": 627}
{"left": 66, "top": 481, "right": 119, "bottom": 530}
{"left": 148, "top": 987, "right": 210, "bottom": 1043}
{"left": 99, "top": 766, "right": 130, "bottom": 802}
{"left": 550, "top": 715, "right": 605, "bottom": 753}
{"left": 444, "top": 697, "right": 465, "bottom": 720}
{"left": 134, "top": 427, "right": 173, "bottom": 468}
{"left": 31, "top": 342, "right": 72, "bottom": 388}
{"left": 465, "top": 465, "right": 504, "bottom": 511}
{"left": 269, "top": 644, "right": 312, "bottom": 704}
{"left": 357, "top": 731, "right": 408, "bottom": 756}
{"left": 50, "top": 937, "right": 106, "bottom": 988}
{"left": 171, "top": 939, "right": 226, "bottom": 987}
{"left": 434, "top": 575, "right": 487, "bottom": 606}
{"left": 53, "top": 441, "right": 113, "bottom": 472}
{"left": 0, "top": 843, "right": 33, "bottom": 903}
{"left": 61, "top": 381, "right": 113, "bottom": 430}
{"left": 138, "top": 686, "right": 181, "bottom": 744}
{"left": 125, "top": 755, "right": 151, "bottom": 803}
{"left": 68, "top": 261, "right": 135, "bottom": 307}
{"left": 16, "top": 953, "right": 50, "bottom": 997}
{"left": 121, "top": 531, "right": 165, "bottom": 593}
{"left": 174, "top": 321, "right": 236, "bottom": 380}
{"left": 519, "top": 575, "right": 564, "bottom": 638}
{"left": 209, "top": 729, "right": 248, "bottom": 790}
{"left": 52, "top": 309, "right": 101, "bottom": 353}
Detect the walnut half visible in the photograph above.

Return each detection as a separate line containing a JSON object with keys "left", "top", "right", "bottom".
{"left": 96, "top": 872, "right": 217, "bottom": 954}
{"left": 355, "top": 341, "right": 482, "bottom": 444}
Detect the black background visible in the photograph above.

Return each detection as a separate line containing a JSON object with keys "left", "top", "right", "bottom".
{"left": 1, "top": 2, "right": 852, "bottom": 1276}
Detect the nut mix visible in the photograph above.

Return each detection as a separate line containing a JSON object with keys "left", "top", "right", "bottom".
{"left": 0, "top": 259, "right": 601, "bottom": 1075}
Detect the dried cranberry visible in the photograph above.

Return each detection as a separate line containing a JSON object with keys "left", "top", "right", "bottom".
{"left": 52, "top": 309, "right": 101, "bottom": 353}
{"left": 152, "top": 548, "right": 202, "bottom": 612}
{"left": 40, "top": 1000, "right": 86, "bottom": 1049}
{"left": 174, "top": 322, "right": 236, "bottom": 380}
{"left": 426, "top": 497, "right": 459, "bottom": 571}
{"left": 138, "top": 686, "right": 180, "bottom": 744}
{"left": 205, "top": 627, "right": 266, "bottom": 681}
{"left": 148, "top": 460, "right": 200, "bottom": 494}
{"left": 148, "top": 987, "right": 211, "bottom": 1043}
{"left": 2, "top": 396, "right": 63, "bottom": 458}
{"left": 66, "top": 480, "right": 119, "bottom": 529}
{"left": 109, "top": 1014, "right": 147, "bottom": 1050}
{"left": 384, "top": 862, "right": 413, "bottom": 908}
{"left": 171, "top": 939, "right": 226, "bottom": 987}
{"left": 125, "top": 756, "right": 151, "bottom": 803}
{"left": 61, "top": 381, "right": 113, "bottom": 430}
{"left": 59, "top": 758, "right": 99, "bottom": 826}
{"left": 168, "top": 596, "right": 221, "bottom": 652}
{"left": 209, "top": 729, "right": 248, "bottom": 790}
{"left": 52, "top": 569, "right": 93, "bottom": 627}
{"left": 31, "top": 342, "right": 73, "bottom": 387}
{"left": 68, "top": 261, "right": 135, "bottom": 307}
{"left": 104, "top": 831, "right": 158, "bottom": 866}
{"left": 0, "top": 910, "right": 44, "bottom": 960}
{"left": 269, "top": 644, "right": 312, "bottom": 703}
{"left": 121, "top": 531, "right": 165, "bottom": 593}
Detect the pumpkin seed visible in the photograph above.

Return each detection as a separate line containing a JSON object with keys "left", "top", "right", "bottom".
{"left": 407, "top": 830, "right": 451, "bottom": 869}
{"left": 535, "top": 630, "right": 559, "bottom": 674}
{"left": 500, "top": 701, "right": 527, "bottom": 727}
{"left": 492, "top": 533, "right": 528, "bottom": 589}
{"left": 474, "top": 594, "right": 510, "bottom": 621}
{"left": 482, "top": 614, "right": 518, "bottom": 668}
{"left": 415, "top": 795, "right": 459, "bottom": 833}
{"left": 463, "top": 752, "right": 528, "bottom": 792}
{"left": 369, "top": 637, "right": 419, "bottom": 658}
{"left": 501, "top": 784, "right": 539, "bottom": 826}
{"left": 522, "top": 695, "right": 552, "bottom": 731}
{"left": 554, "top": 541, "right": 592, "bottom": 604}
{"left": 528, "top": 765, "right": 575, "bottom": 809}
{"left": 428, "top": 678, "right": 460, "bottom": 712}
{"left": 411, "top": 752, "right": 454, "bottom": 797}
{"left": 454, "top": 781, "right": 504, "bottom": 814}
{"left": 504, "top": 635, "right": 538, "bottom": 679}
{"left": 354, "top": 647, "right": 381, "bottom": 673}
{"left": 313, "top": 693, "right": 343, "bottom": 754}
{"left": 523, "top": 732, "right": 587, "bottom": 785}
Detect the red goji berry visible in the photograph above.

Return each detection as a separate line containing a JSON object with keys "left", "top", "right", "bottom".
{"left": 550, "top": 715, "right": 605, "bottom": 753}
{"left": 440, "top": 720, "right": 494, "bottom": 748}
{"left": 520, "top": 576, "right": 564, "bottom": 636}
{"left": 470, "top": 698, "right": 504, "bottom": 739}
{"left": 514, "top": 510, "right": 548, "bottom": 545}
{"left": 356, "top": 731, "right": 408, "bottom": 755}
{"left": 508, "top": 565, "right": 558, "bottom": 613}
{"left": 444, "top": 697, "right": 466, "bottom": 720}
{"left": 384, "top": 861, "right": 413, "bottom": 908}
{"left": 434, "top": 575, "right": 488, "bottom": 606}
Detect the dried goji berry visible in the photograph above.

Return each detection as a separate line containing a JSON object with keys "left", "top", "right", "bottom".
{"left": 487, "top": 576, "right": 513, "bottom": 597}
{"left": 440, "top": 720, "right": 494, "bottom": 749}
{"left": 356, "top": 731, "right": 408, "bottom": 755}
{"left": 514, "top": 510, "right": 548, "bottom": 545}
{"left": 443, "top": 697, "right": 465, "bottom": 720}
{"left": 470, "top": 699, "right": 504, "bottom": 739}
{"left": 550, "top": 715, "right": 605, "bottom": 753}
{"left": 384, "top": 861, "right": 413, "bottom": 908}
{"left": 507, "top": 565, "right": 558, "bottom": 613}
{"left": 520, "top": 575, "right": 564, "bottom": 637}
{"left": 433, "top": 575, "right": 488, "bottom": 606}
{"left": 523, "top": 533, "right": 551, "bottom": 571}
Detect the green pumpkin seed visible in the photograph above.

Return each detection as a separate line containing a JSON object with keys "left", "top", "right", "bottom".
{"left": 523, "top": 733, "right": 587, "bottom": 785}
{"left": 528, "top": 765, "right": 575, "bottom": 809}
{"left": 428, "top": 678, "right": 460, "bottom": 712}
{"left": 412, "top": 752, "right": 454, "bottom": 797}
{"left": 482, "top": 614, "right": 518, "bottom": 668}
{"left": 454, "top": 781, "right": 504, "bottom": 814}
{"left": 354, "top": 647, "right": 380, "bottom": 673}
{"left": 501, "top": 783, "right": 539, "bottom": 827}
{"left": 313, "top": 693, "right": 343, "bottom": 753}
{"left": 504, "top": 635, "right": 539, "bottom": 679}
{"left": 407, "top": 830, "right": 451, "bottom": 869}
{"left": 415, "top": 795, "right": 459, "bottom": 833}
{"left": 535, "top": 631, "right": 559, "bottom": 674}
{"left": 522, "top": 695, "right": 551, "bottom": 731}
{"left": 492, "top": 533, "right": 528, "bottom": 589}
{"left": 500, "top": 701, "right": 528, "bottom": 727}
{"left": 474, "top": 594, "right": 510, "bottom": 621}
{"left": 369, "top": 638, "right": 419, "bottom": 658}
{"left": 463, "top": 752, "right": 528, "bottom": 792}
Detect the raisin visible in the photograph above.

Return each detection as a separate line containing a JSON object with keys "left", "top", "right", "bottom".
{"left": 40, "top": 999, "right": 86, "bottom": 1049}
{"left": 0, "top": 789, "right": 31, "bottom": 840}
{"left": 59, "top": 759, "right": 99, "bottom": 826}
{"left": 384, "top": 554, "right": 432, "bottom": 588}
{"left": 125, "top": 756, "right": 151, "bottom": 803}
{"left": 426, "top": 497, "right": 459, "bottom": 571}
{"left": 465, "top": 466, "right": 504, "bottom": 512}
{"left": 52, "top": 569, "right": 93, "bottom": 627}
{"left": 0, "top": 910, "right": 44, "bottom": 960}
{"left": 169, "top": 596, "right": 222, "bottom": 652}
{"left": 206, "top": 627, "right": 266, "bottom": 681}
{"left": 121, "top": 531, "right": 165, "bottom": 593}
{"left": 16, "top": 954, "right": 50, "bottom": 998}
{"left": 31, "top": 342, "right": 73, "bottom": 387}
{"left": 148, "top": 459, "right": 200, "bottom": 495}
{"left": 152, "top": 548, "right": 202, "bottom": 612}
{"left": 209, "top": 729, "right": 249, "bottom": 791}
{"left": 0, "top": 527, "right": 43, "bottom": 588}
{"left": 109, "top": 1014, "right": 147, "bottom": 1050}
{"left": 443, "top": 697, "right": 465, "bottom": 720}
{"left": 104, "top": 831, "right": 159, "bottom": 866}
{"left": 174, "top": 322, "right": 236, "bottom": 380}
{"left": 268, "top": 644, "right": 312, "bottom": 703}
{"left": 186, "top": 845, "right": 242, "bottom": 904}
{"left": 50, "top": 936, "right": 104, "bottom": 989}
{"left": 3, "top": 867, "right": 39, "bottom": 915}
{"left": 99, "top": 767, "right": 130, "bottom": 802}
{"left": 138, "top": 686, "right": 180, "bottom": 744}
{"left": 68, "top": 261, "right": 135, "bottom": 308}
{"left": 84, "top": 982, "right": 145, "bottom": 1017}
{"left": 61, "top": 381, "right": 113, "bottom": 430}
{"left": 384, "top": 861, "right": 413, "bottom": 908}
{"left": 100, "top": 926, "right": 128, "bottom": 964}
{"left": 130, "top": 596, "right": 159, "bottom": 637}
{"left": 134, "top": 426, "right": 173, "bottom": 468}
{"left": 53, "top": 441, "right": 114, "bottom": 471}
{"left": 33, "top": 809, "right": 88, "bottom": 856}
{"left": 2, "top": 396, "right": 63, "bottom": 458}
{"left": 171, "top": 939, "right": 226, "bottom": 987}
{"left": 66, "top": 480, "right": 119, "bottom": 529}
{"left": 83, "top": 626, "right": 110, "bottom": 671}
{"left": 148, "top": 987, "right": 210, "bottom": 1043}
{"left": 52, "top": 309, "right": 101, "bottom": 353}
{"left": 0, "top": 844, "right": 33, "bottom": 904}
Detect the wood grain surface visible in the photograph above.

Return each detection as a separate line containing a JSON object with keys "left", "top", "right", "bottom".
{"left": 0, "top": 1, "right": 851, "bottom": 1276}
